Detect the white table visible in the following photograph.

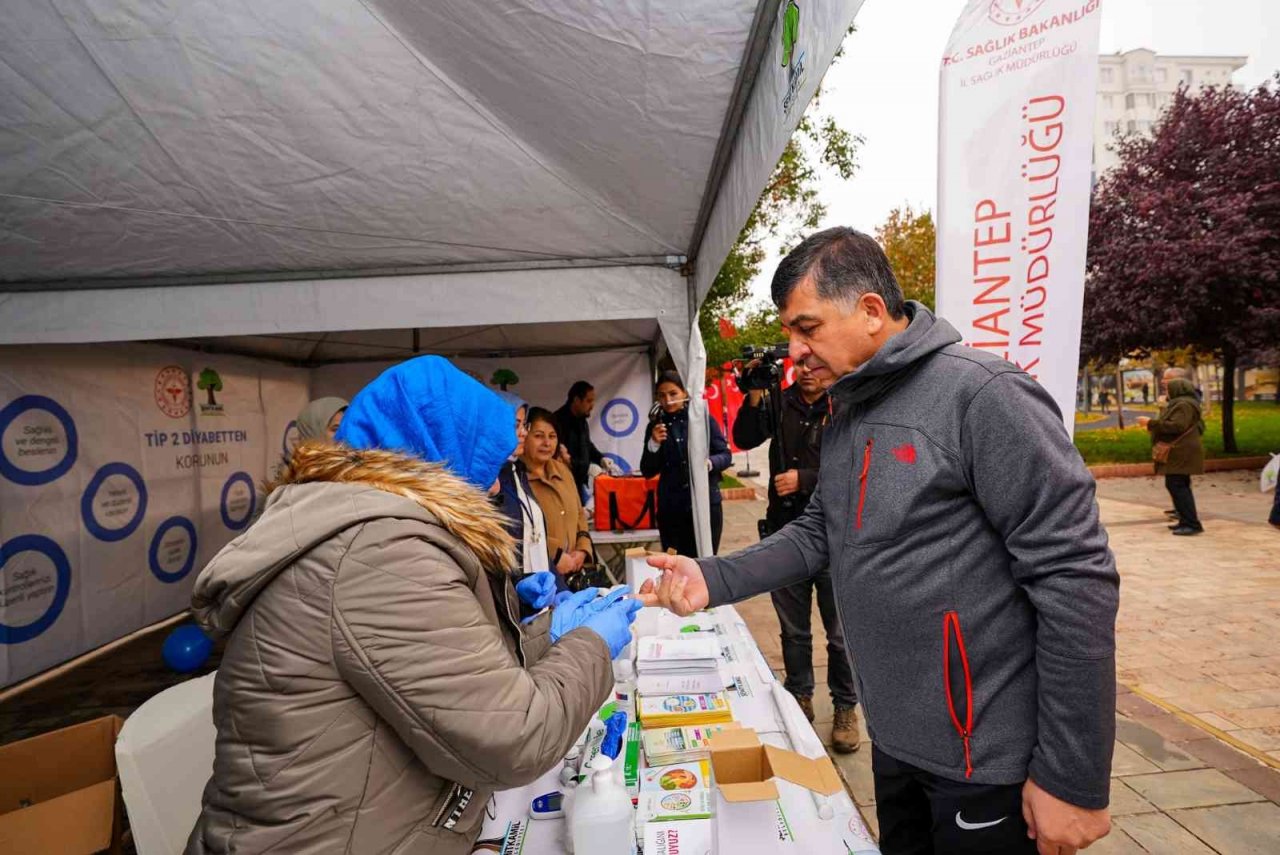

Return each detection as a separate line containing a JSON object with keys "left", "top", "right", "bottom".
{"left": 590, "top": 528, "right": 661, "bottom": 583}
{"left": 475, "top": 605, "right": 880, "bottom": 854}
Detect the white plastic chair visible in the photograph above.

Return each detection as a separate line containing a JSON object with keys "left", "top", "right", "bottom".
{"left": 115, "top": 672, "right": 217, "bottom": 854}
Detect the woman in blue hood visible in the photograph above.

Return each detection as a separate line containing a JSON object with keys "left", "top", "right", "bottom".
{"left": 187, "top": 356, "right": 639, "bottom": 855}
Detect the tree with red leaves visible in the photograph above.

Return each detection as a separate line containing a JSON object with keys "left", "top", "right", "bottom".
{"left": 1084, "top": 76, "right": 1280, "bottom": 451}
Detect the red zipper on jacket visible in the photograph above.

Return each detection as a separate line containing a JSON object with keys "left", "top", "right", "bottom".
{"left": 943, "top": 610, "right": 975, "bottom": 778}
{"left": 856, "top": 438, "right": 873, "bottom": 530}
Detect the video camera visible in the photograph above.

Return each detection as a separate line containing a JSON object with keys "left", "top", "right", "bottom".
{"left": 735, "top": 343, "right": 790, "bottom": 391}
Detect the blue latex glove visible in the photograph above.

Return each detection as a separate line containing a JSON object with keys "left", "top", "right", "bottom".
{"left": 582, "top": 596, "right": 644, "bottom": 659}
{"left": 586, "top": 585, "right": 631, "bottom": 614}
{"left": 515, "top": 571, "right": 557, "bottom": 610}
{"left": 549, "top": 587, "right": 601, "bottom": 643}
{"left": 538, "top": 586, "right": 629, "bottom": 626}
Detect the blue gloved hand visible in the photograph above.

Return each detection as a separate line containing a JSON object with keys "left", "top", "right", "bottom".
{"left": 515, "top": 572, "right": 557, "bottom": 610}
{"left": 586, "top": 585, "right": 631, "bottom": 614}
{"left": 549, "top": 587, "right": 601, "bottom": 643}
{"left": 553, "top": 590, "right": 576, "bottom": 607}
{"left": 582, "top": 596, "right": 644, "bottom": 659}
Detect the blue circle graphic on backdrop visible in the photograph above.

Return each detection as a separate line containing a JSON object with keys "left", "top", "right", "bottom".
{"left": 220, "top": 471, "right": 256, "bottom": 531}
{"left": 601, "top": 453, "right": 633, "bottom": 474}
{"left": 81, "top": 462, "right": 148, "bottom": 542}
{"left": 149, "top": 516, "right": 198, "bottom": 583}
{"left": 282, "top": 420, "right": 299, "bottom": 457}
{"left": 0, "top": 534, "right": 72, "bottom": 644}
{"left": 600, "top": 398, "right": 639, "bottom": 438}
{"left": 0, "top": 395, "right": 78, "bottom": 486}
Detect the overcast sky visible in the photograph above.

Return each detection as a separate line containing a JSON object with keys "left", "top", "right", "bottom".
{"left": 746, "top": 0, "right": 1276, "bottom": 303}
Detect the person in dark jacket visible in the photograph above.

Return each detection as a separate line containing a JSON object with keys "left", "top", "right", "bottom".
{"left": 640, "top": 227, "right": 1118, "bottom": 855}
{"left": 554, "top": 381, "right": 605, "bottom": 496}
{"left": 734, "top": 362, "right": 859, "bottom": 753}
{"left": 1139, "top": 368, "right": 1205, "bottom": 535}
{"left": 640, "top": 371, "right": 733, "bottom": 556}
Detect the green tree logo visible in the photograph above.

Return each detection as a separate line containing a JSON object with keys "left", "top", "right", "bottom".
{"left": 781, "top": 1, "right": 800, "bottom": 67}
{"left": 491, "top": 368, "right": 520, "bottom": 391}
{"left": 197, "top": 367, "right": 223, "bottom": 407}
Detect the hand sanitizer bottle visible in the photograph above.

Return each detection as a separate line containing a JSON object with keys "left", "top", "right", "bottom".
{"left": 569, "top": 755, "right": 636, "bottom": 855}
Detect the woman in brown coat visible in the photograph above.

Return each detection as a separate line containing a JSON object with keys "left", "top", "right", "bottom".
{"left": 522, "top": 407, "right": 594, "bottom": 583}
{"left": 1140, "top": 372, "right": 1205, "bottom": 536}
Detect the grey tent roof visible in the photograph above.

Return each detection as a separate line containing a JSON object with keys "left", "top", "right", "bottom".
{"left": 0, "top": 0, "right": 862, "bottom": 348}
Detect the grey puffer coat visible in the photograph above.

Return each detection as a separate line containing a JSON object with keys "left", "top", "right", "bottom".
{"left": 185, "top": 443, "right": 613, "bottom": 854}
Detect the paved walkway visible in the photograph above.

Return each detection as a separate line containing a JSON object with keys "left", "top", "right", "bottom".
{"left": 721, "top": 457, "right": 1280, "bottom": 853}
{"left": 1077, "top": 407, "right": 1156, "bottom": 431}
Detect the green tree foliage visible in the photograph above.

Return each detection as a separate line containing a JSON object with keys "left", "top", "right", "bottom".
{"left": 197, "top": 367, "right": 222, "bottom": 406}
{"left": 491, "top": 368, "right": 520, "bottom": 391}
{"left": 1084, "top": 76, "right": 1280, "bottom": 451}
{"left": 875, "top": 205, "right": 935, "bottom": 310}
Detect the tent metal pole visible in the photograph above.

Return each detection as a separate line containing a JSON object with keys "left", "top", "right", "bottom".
{"left": 685, "top": 0, "right": 782, "bottom": 268}
{"left": 0, "top": 255, "right": 687, "bottom": 294}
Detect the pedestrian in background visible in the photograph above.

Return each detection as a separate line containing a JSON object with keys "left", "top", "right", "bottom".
{"left": 1140, "top": 367, "right": 1205, "bottom": 536}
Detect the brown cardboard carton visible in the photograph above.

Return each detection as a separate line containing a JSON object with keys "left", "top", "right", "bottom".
{"left": 0, "top": 716, "right": 125, "bottom": 854}
{"left": 707, "top": 726, "right": 843, "bottom": 803}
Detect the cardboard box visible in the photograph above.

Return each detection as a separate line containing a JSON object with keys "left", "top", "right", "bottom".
{"left": 642, "top": 819, "right": 715, "bottom": 855}
{"left": 706, "top": 727, "right": 843, "bottom": 803}
{"left": 0, "top": 716, "right": 125, "bottom": 855}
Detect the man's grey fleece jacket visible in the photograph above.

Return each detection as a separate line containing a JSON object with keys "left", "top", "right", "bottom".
{"left": 700, "top": 303, "right": 1119, "bottom": 808}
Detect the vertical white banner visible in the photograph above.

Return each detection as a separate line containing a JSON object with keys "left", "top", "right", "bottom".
{"left": 936, "top": 0, "right": 1102, "bottom": 435}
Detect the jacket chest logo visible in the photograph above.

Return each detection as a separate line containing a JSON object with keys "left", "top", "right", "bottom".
{"left": 891, "top": 443, "right": 917, "bottom": 465}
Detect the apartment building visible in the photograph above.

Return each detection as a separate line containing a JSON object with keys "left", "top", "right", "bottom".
{"left": 1094, "top": 48, "right": 1247, "bottom": 177}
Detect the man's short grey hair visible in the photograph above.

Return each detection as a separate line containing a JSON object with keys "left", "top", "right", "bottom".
{"left": 770, "top": 226, "right": 907, "bottom": 319}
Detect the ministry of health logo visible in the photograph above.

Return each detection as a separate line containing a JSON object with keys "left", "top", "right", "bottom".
{"left": 154, "top": 365, "right": 191, "bottom": 419}
{"left": 988, "top": 0, "right": 1048, "bottom": 26}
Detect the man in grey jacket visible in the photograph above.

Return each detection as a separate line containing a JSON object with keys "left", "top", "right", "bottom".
{"left": 640, "top": 227, "right": 1118, "bottom": 855}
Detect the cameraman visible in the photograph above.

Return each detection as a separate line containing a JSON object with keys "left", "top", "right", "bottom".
{"left": 733, "top": 359, "right": 860, "bottom": 754}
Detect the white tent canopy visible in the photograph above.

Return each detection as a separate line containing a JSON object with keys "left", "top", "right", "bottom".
{"left": 1, "top": 0, "right": 863, "bottom": 554}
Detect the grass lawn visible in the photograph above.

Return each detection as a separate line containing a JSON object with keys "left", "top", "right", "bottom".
{"left": 1074, "top": 401, "right": 1280, "bottom": 465}
{"left": 1075, "top": 411, "right": 1106, "bottom": 425}
{"left": 719, "top": 474, "right": 745, "bottom": 490}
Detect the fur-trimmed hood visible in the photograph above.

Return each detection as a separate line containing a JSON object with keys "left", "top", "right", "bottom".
{"left": 191, "top": 441, "right": 516, "bottom": 637}
{"left": 270, "top": 442, "right": 516, "bottom": 571}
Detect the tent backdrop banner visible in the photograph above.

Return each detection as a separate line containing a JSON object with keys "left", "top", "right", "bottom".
{"left": 312, "top": 351, "right": 653, "bottom": 474}
{"left": 936, "top": 0, "right": 1102, "bottom": 436}
{"left": 0, "top": 345, "right": 309, "bottom": 687}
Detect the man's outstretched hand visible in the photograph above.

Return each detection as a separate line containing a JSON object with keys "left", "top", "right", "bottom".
{"left": 637, "top": 554, "right": 711, "bottom": 616}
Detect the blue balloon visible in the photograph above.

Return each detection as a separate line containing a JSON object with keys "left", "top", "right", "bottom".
{"left": 162, "top": 624, "right": 213, "bottom": 673}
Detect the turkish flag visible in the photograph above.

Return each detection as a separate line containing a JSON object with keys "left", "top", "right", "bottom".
{"left": 718, "top": 317, "right": 738, "bottom": 339}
